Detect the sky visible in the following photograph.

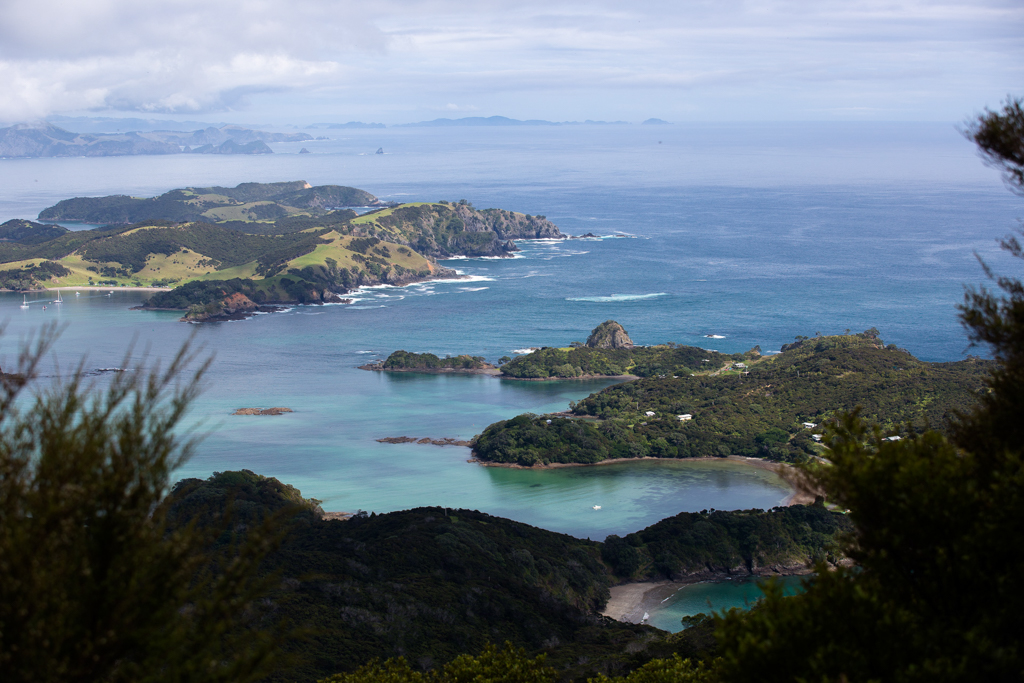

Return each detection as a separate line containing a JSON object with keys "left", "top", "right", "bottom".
{"left": 0, "top": 0, "right": 1021, "bottom": 125}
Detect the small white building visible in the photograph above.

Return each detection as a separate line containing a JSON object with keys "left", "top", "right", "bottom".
{"left": 811, "top": 434, "right": 823, "bottom": 442}
{"left": 802, "top": 422, "right": 816, "bottom": 428}
{"left": 677, "top": 414, "right": 693, "bottom": 421}
{"left": 644, "top": 411, "right": 656, "bottom": 417}
{"left": 735, "top": 362, "right": 747, "bottom": 369}
{"left": 884, "top": 435, "right": 902, "bottom": 442}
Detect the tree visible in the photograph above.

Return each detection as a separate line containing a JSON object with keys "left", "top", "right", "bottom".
{"left": 713, "top": 100, "right": 1024, "bottom": 682}
{"left": 0, "top": 327, "right": 286, "bottom": 683}
{"left": 967, "top": 96, "right": 1024, "bottom": 194}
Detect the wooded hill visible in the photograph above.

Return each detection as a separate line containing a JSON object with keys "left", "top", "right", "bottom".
{"left": 169, "top": 470, "right": 847, "bottom": 682}
{"left": 472, "top": 331, "right": 992, "bottom": 465}
{"left": 0, "top": 183, "right": 565, "bottom": 306}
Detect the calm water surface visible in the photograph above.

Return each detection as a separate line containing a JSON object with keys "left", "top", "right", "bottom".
{"left": 647, "top": 575, "right": 807, "bottom": 632}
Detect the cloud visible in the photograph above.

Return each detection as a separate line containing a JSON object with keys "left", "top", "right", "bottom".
{"left": 0, "top": 0, "right": 1020, "bottom": 122}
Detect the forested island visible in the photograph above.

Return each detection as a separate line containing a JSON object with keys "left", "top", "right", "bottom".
{"left": 369, "top": 321, "right": 990, "bottom": 465}
{"left": 0, "top": 181, "right": 564, "bottom": 320}
{"left": 472, "top": 328, "right": 991, "bottom": 465}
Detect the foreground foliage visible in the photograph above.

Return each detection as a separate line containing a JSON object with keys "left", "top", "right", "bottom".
{"left": 0, "top": 330, "right": 285, "bottom": 682}
{"left": 711, "top": 96, "right": 1024, "bottom": 682}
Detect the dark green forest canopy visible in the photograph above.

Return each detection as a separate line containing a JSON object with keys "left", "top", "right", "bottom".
{"left": 473, "top": 333, "right": 992, "bottom": 465}
{"left": 166, "top": 471, "right": 844, "bottom": 682}
{"left": 602, "top": 505, "right": 851, "bottom": 581}
{"left": 498, "top": 344, "right": 745, "bottom": 379}
{"left": 382, "top": 350, "right": 490, "bottom": 370}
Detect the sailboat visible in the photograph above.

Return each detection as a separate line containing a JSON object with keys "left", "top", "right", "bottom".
{"left": 20, "top": 295, "right": 29, "bottom": 309}
{"left": 54, "top": 289, "right": 63, "bottom": 304}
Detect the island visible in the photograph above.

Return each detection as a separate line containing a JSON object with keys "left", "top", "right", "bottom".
{"left": 0, "top": 181, "right": 566, "bottom": 321}
{"left": 471, "top": 328, "right": 991, "bottom": 466}
{"left": 367, "top": 322, "right": 992, "bottom": 466}
{"left": 0, "top": 122, "right": 312, "bottom": 158}
{"left": 360, "top": 351, "right": 498, "bottom": 374}
{"left": 368, "top": 321, "right": 750, "bottom": 380}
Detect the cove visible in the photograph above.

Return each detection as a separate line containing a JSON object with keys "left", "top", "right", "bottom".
{"left": 1, "top": 290, "right": 791, "bottom": 540}
{"left": 647, "top": 574, "right": 807, "bottom": 632}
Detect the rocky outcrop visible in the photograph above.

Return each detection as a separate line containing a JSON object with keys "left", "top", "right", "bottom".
{"left": 182, "top": 292, "right": 285, "bottom": 323}
{"left": 233, "top": 407, "right": 294, "bottom": 415}
{"left": 366, "top": 202, "right": 565, "bottom": 258}
{"left": 586, "top": 321, "right": 634, "bottom": 349}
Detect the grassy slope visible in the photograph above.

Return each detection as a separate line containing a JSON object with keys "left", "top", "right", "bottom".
{"left": 4, "top": 210, "right": 434, "bottom": 289}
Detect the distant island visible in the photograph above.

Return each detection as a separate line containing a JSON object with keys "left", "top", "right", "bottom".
{"left": 0, "top": 182, "right": 566, "bottom": 321}
{"left": 0, "top": 123, "right": 312, "bottom": 158}
{"left": 397, "top": 116, "right": 630, "bottom": 127}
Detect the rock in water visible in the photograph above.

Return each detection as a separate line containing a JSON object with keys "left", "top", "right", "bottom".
{"left": 586, "top": 320, "right": 634, "bottom": 349}
{"left": 376, "top": 147, "right": 384, "bottom": 154}
{"left": 298, "top": 147, "right": 310, "bottom": 154}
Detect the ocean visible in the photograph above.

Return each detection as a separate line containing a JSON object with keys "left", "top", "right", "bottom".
{"left": 0, "top": 122, "right": 1019, "bottom": 627}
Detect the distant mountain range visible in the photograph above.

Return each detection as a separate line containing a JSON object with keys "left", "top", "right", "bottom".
{"left": 396, "top": 116, "right": 631, "bottom": 127}
{"left": 0, "top": 123, "right": 312, "bottom": 158}
{"left": 0, "top": 116, "right": 671, "bottom": 158}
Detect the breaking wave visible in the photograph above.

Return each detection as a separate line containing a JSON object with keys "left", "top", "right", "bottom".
{"left": 566, "top": 293, "right": 668, "bottom": 303}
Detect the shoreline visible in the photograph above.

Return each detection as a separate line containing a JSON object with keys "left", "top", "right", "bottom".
{"left": 469, "top": 454, "right": 808, "bottom": 505}
{"left": 600, "top": 565, "right": 815, "bottom": 625}
{"left": 4, "top": 285, "right": 174, "bottom": 293}
{"left": 359, "top": 365, "right": 501, "bottom": 375}
{"left": 499, "top": 373, "right": 638, "bottom": 383}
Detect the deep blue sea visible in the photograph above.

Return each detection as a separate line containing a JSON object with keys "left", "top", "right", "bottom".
{"left": 0, "top": 124, "right": 1019, "bottom": 622}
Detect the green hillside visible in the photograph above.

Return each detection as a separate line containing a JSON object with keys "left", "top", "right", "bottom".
{"left": 0, "top": 183, "right": 567, "bottom": 310}
{"left": 36, "top": 181, "right": 380, "bottom": 224}
{"left": 168, "top": 470, "right": 847, "bottom": 681}
{"left": 472, "top": 331, "right": 992, "bottom": 465}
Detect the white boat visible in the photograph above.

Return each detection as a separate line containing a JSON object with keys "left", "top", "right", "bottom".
{"left": 54, "top": 290, "right": 63, "bottom": 304}
{"left": 20, "top": 295, "right": 28, "bottom": 309}
{"left": 75, "top": 291, "right": 80, "bottom": 297}
{"left": 592, "top": 505, "right": 602, "bottom": 510}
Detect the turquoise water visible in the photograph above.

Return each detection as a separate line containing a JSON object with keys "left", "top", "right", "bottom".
{"left": 0, "top": 123, "right": 1018, "bottom": 539}
{"left": 647, "top": 575, "right": 807, "bottom": 632}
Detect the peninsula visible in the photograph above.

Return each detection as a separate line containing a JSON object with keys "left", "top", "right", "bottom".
{"left": 471, "top": 328, "right": 991, "bottom": 466}
{"left": 0, "top": 182, "right": 566, "bottom": 320}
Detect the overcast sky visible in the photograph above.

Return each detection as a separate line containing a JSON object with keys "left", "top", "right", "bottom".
{"left": 0, "top": 0, "right": 1020, "bottom": 125}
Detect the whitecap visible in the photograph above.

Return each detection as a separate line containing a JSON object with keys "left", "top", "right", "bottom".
{"left": 459, "top": 286, "right": 489, "bottom": 292}
{"left": 566, "top": 293, "right": 668, "bottom": 303}
{"left": 348, "top": 305, "right": 387, "bottom": 310}
{"left": 705, "top": 334, "right": 726, "bottom": 339}
{"left": 356, "top": 351, "right": 375, "bottom": 354}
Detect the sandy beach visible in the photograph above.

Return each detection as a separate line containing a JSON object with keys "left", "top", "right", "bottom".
{"left": 600, "top": 581, "right": 677, "bottom": 623}
{"left": 602, "top": 564, "right": 816, "bottom": 625}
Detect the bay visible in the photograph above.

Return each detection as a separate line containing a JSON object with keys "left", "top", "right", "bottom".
{"left": 0, "top": 122, "right": 1018, "bottom": 540}
{"left": 646, "top": 575, "right": 807, "bottom": 633}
